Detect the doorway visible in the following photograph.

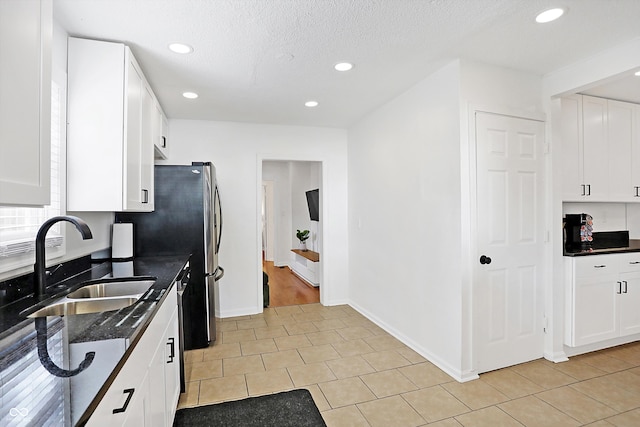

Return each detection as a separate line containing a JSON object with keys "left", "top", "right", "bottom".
{"left": 261, "top": 160, "right": 321, "bottom": 307}
{"left": 474, "top": 112, "right": 546, "bottom": 373}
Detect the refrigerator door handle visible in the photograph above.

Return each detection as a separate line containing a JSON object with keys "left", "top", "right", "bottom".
{"left": 206, "top": 266, "right": 225, "bottom": 281}
{"left": 215, "top": 185, "right": 223, "bottom": 254}
{"left": 213, "top": 266, "right": 225, "bottom": 281}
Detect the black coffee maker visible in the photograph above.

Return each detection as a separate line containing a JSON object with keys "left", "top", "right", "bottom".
{"left": 564, "top": 213, "right": 593, "bottom": 250}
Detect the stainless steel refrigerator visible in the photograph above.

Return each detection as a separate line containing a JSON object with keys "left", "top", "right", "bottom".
{"left": 116, "top": 162, "right": 223, "bottom": 349}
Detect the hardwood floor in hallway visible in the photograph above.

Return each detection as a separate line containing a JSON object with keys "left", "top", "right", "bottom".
{"left": 263, "top": 260, "right": 319, "bottom": 307}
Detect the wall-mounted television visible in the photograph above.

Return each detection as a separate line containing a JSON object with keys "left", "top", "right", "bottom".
{"left": 305, "top": 189, "right": 319, "bottom": 221}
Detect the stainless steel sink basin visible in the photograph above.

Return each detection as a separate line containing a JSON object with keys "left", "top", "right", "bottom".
{"left": 27, "top": 297, "right": 140, "bottom": 318}
{"left": 24, "top": 277, "right": 157, "bottom": 318}
{"left": 67, "top": 280, "right": 155, "bottom": 299}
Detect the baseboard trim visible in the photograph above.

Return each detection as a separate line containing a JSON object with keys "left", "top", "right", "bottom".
{"left": 348, "top": 301, "right": 473, "bottom": 382}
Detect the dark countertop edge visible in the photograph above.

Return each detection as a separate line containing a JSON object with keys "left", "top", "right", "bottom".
{"left": 75, "top": 258, "right": 186, "bottom": 426}
{"left": 564, "top": 241, "right": 640, "bottom": 256}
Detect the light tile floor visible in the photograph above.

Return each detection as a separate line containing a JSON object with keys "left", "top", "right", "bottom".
{"left": 178, "top": 304, "right": 640, "bottom": 426}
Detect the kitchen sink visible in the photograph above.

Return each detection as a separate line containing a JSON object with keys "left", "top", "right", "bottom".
{"left": 24, "top": 277, "right": 157, "bottom": 319}
{"left": 67, "top": 280, "right": 155, "bottom": 299}
{"left": 27, "top": 297, "right": 140, "bottom": 318}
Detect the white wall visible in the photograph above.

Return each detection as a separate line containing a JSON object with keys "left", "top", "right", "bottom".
{"left": 163, "top": 120, "right": 348, "bottom": 317}
{"left": 348, "top": 60, "right": 465, "bottom": 379}
{"left": 290, "top": 162, "right": 321, "bottom": 253}
{"left": 262, "top": 161, "right": 292, "bottom": 266}
{"left": 348, "top": 59, "right": 544, "bottom": 381}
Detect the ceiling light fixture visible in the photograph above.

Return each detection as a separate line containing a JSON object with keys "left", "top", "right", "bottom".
{"left": 635, "top": 70, "right": 640, "bottom": 77}
{"left": 305, "top": 101, "right": 319, "bottom": 107}
{"left": 169, "top": 43, "right": 193, "bottom": 54}
{"left": 535, "top": 8, "right": 565, "bottom": 23}
{"left": 182, "top": 92, "right": 198, "bottom": 99}
{"left": 334, "top": 62, "right": 354, "bottom": 72}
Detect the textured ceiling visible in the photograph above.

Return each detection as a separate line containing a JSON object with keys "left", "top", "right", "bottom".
{"left": 54, "top": 0, "right": 640, "bottom": 128}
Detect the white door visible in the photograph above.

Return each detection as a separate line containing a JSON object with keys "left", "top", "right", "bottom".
{"left": 475, "top": 112, "right": 545, "bottom": 373}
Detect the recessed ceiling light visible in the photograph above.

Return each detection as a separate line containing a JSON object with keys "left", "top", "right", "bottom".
{"left": 334, "top": 62, "right": 354, "bottom": 72}
{"left": 169, "top": 43, "right": 193, "bottom": 54}
{"left": 535, "top": 8, "right": 565, "bottom": 23}
{"left": 305, "top": 101, "right": 319, "bottom": 107}
{"left": 182, "top": 92, "right": 198, "bottom": 99}
{"left": 635, "top": 70, "right": 640, "bottom": 77}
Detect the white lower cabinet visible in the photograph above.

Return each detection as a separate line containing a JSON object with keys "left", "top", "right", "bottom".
{"left": 566, "top": 254, "right": 640, "bottom": 346}
{"left": 148, "top": 308, "right": 180, "bottom": 427}
{"left": 87, "top": 285, "right": 179, "bottom": 426}
{"left": 618, "top": 271, "right": 640, "bottom": 336}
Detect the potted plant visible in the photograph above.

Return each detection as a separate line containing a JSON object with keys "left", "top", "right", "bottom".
{"left": 296, "top": 229, "right": 310, "bottom": 251}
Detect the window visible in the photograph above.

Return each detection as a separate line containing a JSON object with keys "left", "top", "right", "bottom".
{"left": 0, "top": 71, "right": 66, "bottom": 273}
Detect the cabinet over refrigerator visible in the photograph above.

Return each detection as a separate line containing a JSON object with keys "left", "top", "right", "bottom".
{"left": 116, "top": 162, "right": 223, "bottom": 349}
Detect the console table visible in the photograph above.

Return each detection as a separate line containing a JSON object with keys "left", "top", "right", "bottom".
{"left": 290, "top": 249, "right": 320, "bottom": 287}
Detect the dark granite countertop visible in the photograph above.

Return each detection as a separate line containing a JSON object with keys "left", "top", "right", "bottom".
{"left": 0, "top": 255, "right": 189, "bottom": 426}
{"left": 564, "top": 239, "right": 640, "bottom": 256}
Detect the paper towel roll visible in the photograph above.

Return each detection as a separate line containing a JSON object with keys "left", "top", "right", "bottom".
{"left": 112, "top": 223, "right": 133, "bottom": 260}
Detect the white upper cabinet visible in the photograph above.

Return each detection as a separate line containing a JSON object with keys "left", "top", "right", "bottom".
{"left": 154, "top": 103, "right": 170, "bottom": 160}
{"left": 607, "top": 99, "right": 635, "bottom": 201}
{"left": 0, "top": 0, "right": 52, "bottom": 206}
{"left": 561, "top": 95, "right": 640, "bottom": 202}
{"left": 67, "top": 37, "right": 159, "bottom": 212}
{"left": 581, "top": 96, "right": 609, "bottom": 200}
{"left": 560, "top": 95, "right": 584, "bottom": 201}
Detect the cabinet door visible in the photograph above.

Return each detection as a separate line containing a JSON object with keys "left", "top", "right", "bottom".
{"left": 607, "top": 100, "right": 634, "bottom": 201}
{"left": 87, "top": 350, "right": 149, "bottom": 427}
{"left": 561, "top": 96, "right": 585, "bottom": 201}
{"left": 632, "top": 104, "right": 640, "bottom": 196}
{"left": 122, "top": 370, "right": 149, "bottom": 427}
{"left": 0, "top": 0, "right": 52, "bottom": 206}
{"left": 139, "top": 83, "right": 155, "bottom": 210}
{"left": 619, "top": 271, "right": 640, "bottom": 336}
{"left": 154, "top": 103, "right": 169, "bottom": 159}
{"left": 582, "top": 96, "right": 609, "bottom": 200}
{"left": 67, "top": 37, "right": 126, "bottom": 211}
{"left": 164, "top": 309, "right": 181, "bottom": 425}
{"left": 147, "top": 333, "right": 167, "bottom": 427}
{"left": 124, "top": 57, "right": 145, "bottom": 211}
{"left": 572, "top": 274, "right": 619, "bottom": 346}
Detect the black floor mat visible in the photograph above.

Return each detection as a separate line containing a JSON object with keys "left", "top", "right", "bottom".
{"left": 173, "top": 389, "right": 327, "bottom": 427}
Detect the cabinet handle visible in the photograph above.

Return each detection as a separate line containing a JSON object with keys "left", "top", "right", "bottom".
{"left": 635, "top": 186, "right": 640, "bottom": 197}
{"left": 623, "top": 281, "right": 628, "bottom": 294}
{"left": 587, "top": 184, "right": 591, "bottom": 196}
{"left": 167, "top": 337, "right": 175, "bottom": 363}
{"left": 161, "top": 136, "right": 167, "bottom": 148}
{"left": 594, "top": 265, "right": 607, "bottom": 268}
{"left": 629, "top": 261, "right": 640, "bottom": 265}
{"left": 142, "top": 189, "right": 149, "bottom": 204}
{"left": 112, "top": 388, "right": 135, "bottom": 414}
{"left": 581, "top": 184, "right": 586, "bottom": 196}
{"left": 617, "top": 282, "right": 622, "bottom": 294}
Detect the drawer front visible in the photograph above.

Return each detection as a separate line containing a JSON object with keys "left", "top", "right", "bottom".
{"left": 573, "top": 255, "right": 620, "bottom": 278}
{"left": 618, "top": 253, "right": 640, "bottom": 272}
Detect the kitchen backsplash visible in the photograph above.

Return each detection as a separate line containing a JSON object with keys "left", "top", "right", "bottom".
{"left": 563, "top": 202, "right": 628, "bottom": 233}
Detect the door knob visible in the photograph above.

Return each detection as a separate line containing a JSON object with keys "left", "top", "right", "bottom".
{"left": 480, "top": 255, "right": 492, "bottom": 265}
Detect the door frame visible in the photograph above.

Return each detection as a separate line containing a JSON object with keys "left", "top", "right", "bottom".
{"left": 256, "top": 156, "right": 326, "bottom": 311}
{"left": 464, "top": 105, "right": 550, "bottom": 377}
{"left": 262, "top": 180, "right": 275, "bottom": 262}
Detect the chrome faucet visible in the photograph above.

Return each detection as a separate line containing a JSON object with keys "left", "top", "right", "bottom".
{"left": 34, "top": 215, "right": 93, "bottom": 299}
